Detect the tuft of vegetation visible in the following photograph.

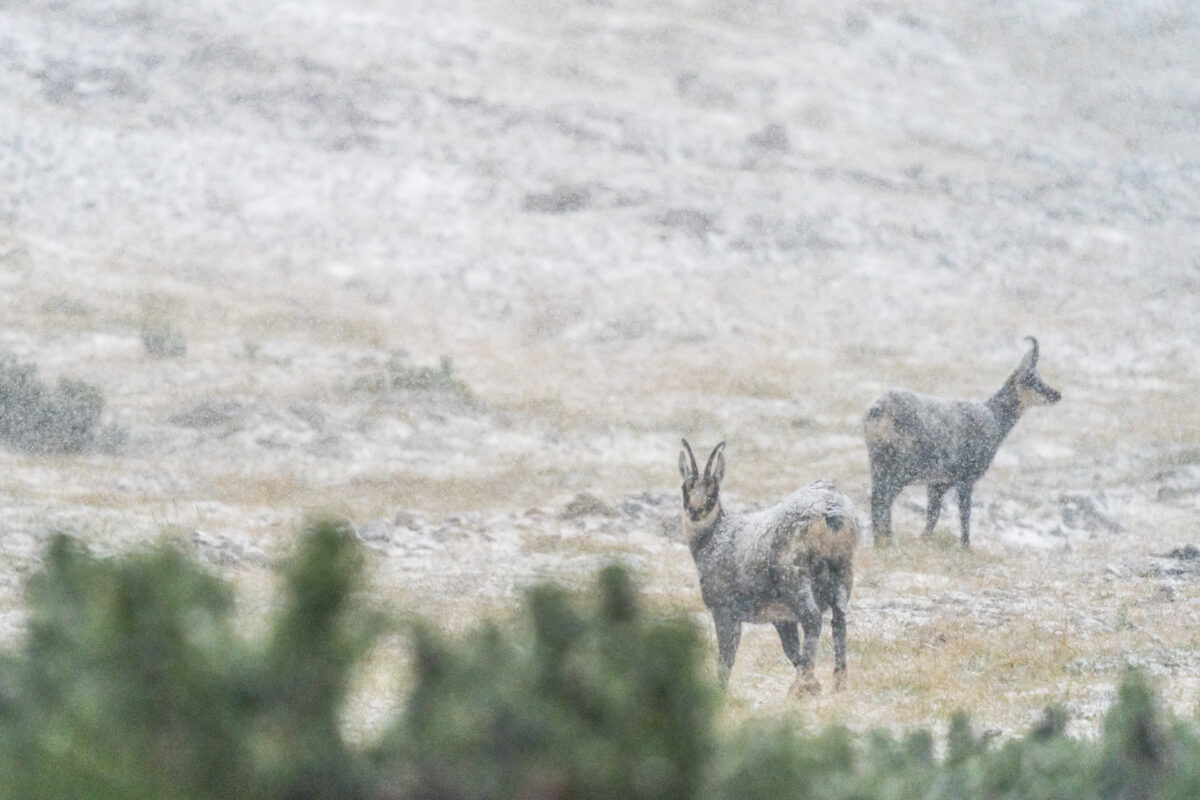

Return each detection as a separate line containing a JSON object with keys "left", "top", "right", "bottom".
{"left": 2, "top": 524, "right": 1200, "bottom": 799}
{"left": 140, "top": 319, "right": 188, "bottom": 358}
{"left": 0, "top": 354, "right": 104, "bottom": 452}
{"left": 139, "top": 316, "right": 186, "bottom": 357}
{"left": 350, "top": 352, "right": 473, "bottom": 404}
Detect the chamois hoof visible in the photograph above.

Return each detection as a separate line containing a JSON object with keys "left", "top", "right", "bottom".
{"left": 788, "top": 673, "right": 821, "bottom": 698}
{"left": 833, "top": 669, "right": 847, "bottom": 693}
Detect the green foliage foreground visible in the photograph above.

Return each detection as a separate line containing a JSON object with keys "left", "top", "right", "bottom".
{"left": 1, "top": 521, "right": 1199, "bottom": 800}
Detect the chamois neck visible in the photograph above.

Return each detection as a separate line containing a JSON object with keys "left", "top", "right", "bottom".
{"left": 684, "top": 504, "right": 724, "bottom": 556}
{"left": 985, "top": 378, "right": 1023, "bottom": 439}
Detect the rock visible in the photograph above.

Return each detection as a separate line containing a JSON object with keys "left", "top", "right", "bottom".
{"left": 560, "top": 493, "right": 618, "bottom": 520}
{"left": 1061, "top": 494, "right": 1124, "bottom": 533}
{"left": 657, "top": 208, "right": 717, "bottom": 238}
{"left": 170, "top": 399, "right": 244, "bottom": 429}
{"left": 522, "top": 185, "right": 593, "bottom": 214}
{"left": 190, "top": 529, "right": 268, "bottom": 567}
{"left": 356, "top": 518, "right": 395, "bottom": 543}
{"left": 746, "top": 122, "right": 790, "bottom": 152}
{"left": 1162, "top": 544, "right": 1200, "bottom": 560}
{"left": 392, "top": 510, "right": 419, "bottom": 530}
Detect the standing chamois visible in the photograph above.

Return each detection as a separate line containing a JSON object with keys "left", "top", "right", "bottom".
{"left": 864, "top": 337, "right": 1061, "bottom": 548}
{"left": 678, "top": 440, "right": 858, "bottom": 694}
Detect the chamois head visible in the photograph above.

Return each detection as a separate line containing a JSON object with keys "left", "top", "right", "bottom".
{"left": 678, "top": 439, "right": 725, "bottom": 526}
{"left": 1010, "top": 336, "right": 1061, "bottom": 409}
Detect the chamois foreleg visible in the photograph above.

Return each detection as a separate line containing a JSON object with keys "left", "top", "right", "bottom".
{"left": 868, "top": 454, "right": 902, "bottom": 545}
{"left": 925, "top": 483, "right": 950, "bottom": 536}
{"left": 956, "top": 482, "right": 974, "bottom": 547}
{"left": 712, "top": 610, "right": 742, "bottom": 687}
{"left": 774, "top": 621, "right": 802, "bottom": 668}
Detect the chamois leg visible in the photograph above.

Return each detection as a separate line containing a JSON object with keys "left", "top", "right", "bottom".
{"left": 774, "top": 621, "right": 802, "bottom": 668}
{"left": 712, "top": 611, "right": 742, "bottom": 688}
{"left": 788, "top": 588, "right": 822, "bottom": 696}
{"left": 869, "top": 460, "right": 902, "bottom": 546}
{"left": 956, "top": 482, "right": 974, "bottom": 548}
{"left": 831, "top": 602, "right": 848, "bottom": 692}
{"left": 924, "top": 483, "right": 950, "bottom": 536}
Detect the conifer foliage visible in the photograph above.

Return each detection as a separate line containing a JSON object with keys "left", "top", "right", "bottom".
{"left": 0, "top": 521, "right": 1199, "bottom": 800}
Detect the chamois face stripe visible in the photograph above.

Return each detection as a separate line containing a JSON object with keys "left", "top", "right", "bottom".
{"left": 1017, "top": 367, "right": 1061, "bottom": 409}
{"left": 686, "top": 493, "right": 719, "bottom": 522}
{"left": 682, "top": 476, "right": 720, "bottom": 522}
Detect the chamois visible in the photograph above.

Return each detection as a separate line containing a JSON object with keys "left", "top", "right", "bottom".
{"left": 864, "top": 337, "right": 1061, "bottom": 548}
{"left": 678, "top": 440, "right": 858, "bottom": 694}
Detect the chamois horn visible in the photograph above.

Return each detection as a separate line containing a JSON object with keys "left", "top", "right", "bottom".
{"left": 681, "top": 438, "right": 699, "bottom": 477}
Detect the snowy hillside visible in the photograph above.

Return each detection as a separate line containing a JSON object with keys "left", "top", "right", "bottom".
{"left": 1, "top": 0, "right": 1199, "bottom": 733}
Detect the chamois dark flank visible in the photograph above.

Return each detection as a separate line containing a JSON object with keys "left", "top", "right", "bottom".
{"left": 864, "top": 337, "right": 1061, "bottom": 547}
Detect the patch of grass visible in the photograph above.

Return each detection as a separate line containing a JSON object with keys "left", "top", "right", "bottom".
{"left": 246, "top": 307, "right": 390, "bottom": 349}
{"left": 200, "top": 461, "right": 565, "bottom": 521}
{"left": 205, "top": 471, "right": 314, "bottom": 510}
{"left": 374, "top": 468, "right": 546, "bottom": 515}
{"left": 346, "top": 352, "right": 474, "bottom": 405}
{"left": 860, "top": 534, "right": 1007, "bottom": 578}
{"left": 520, "top": 531, "right": 646, "bottom": 558}
{"left": 853, "top": 615, "right": 1087, "bottom": 722}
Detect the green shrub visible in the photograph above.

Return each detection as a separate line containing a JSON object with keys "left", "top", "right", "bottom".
{"left": 379, "top": 565, "right": 716, "bottom": 800}
{"left": 0, "top": 519, "right": 376, "bottom": 800}
{"left": 1, "top": 525, "right": 1199, "bottom": 800}
{"left": 704, "top": 679, "right": 1199, "bottom": 800}
{"left": 0, "top": 355, "right": 103, "bottom": 452}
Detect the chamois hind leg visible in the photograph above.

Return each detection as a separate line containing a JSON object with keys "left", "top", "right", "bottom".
{"left": 924, "top": 483, "right": 950, "bottom": 536}
{"left": 774, "top": 621, "right": 801, "bottom": 668}
{"left": 712, "top": 611, "right": 742, "bottom": 688}
{"left": 831, "top": 603, "right": 848, "bottom": 692}
{"left": 787, "top": 586, "right": 823, "bottom": 696}
{"left": 956, "top": 482, "right": 974, "bottom": 548}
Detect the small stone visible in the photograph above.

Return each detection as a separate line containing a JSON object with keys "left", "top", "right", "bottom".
{"left": 560, "top": 492, "right": 618, "bottom": 520}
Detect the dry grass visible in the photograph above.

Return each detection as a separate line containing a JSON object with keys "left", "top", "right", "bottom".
{"left": 3, "top": 264, "right": 1199, "bottom": 746}
{"left": 520, "top": 530, "right": 647, "bottom": 558}
{"left": 205, "top": 471, "right": 317, "bottom": 510}
{"left": 702, "top": 531, "right": 1200, "bottom": 736}
{"left": 846, "top": 615, "right": 1086, "bottom": 726}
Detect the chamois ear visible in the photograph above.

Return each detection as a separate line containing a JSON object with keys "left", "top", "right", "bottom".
{"left": 1015, "top": 336, "right": 1039, "bottom": 373}
{"left": 705, "top": 441, "right": 726, "bottom": 484}
{"left": 679, "top": 438, "right": 698, "bottom": 479}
